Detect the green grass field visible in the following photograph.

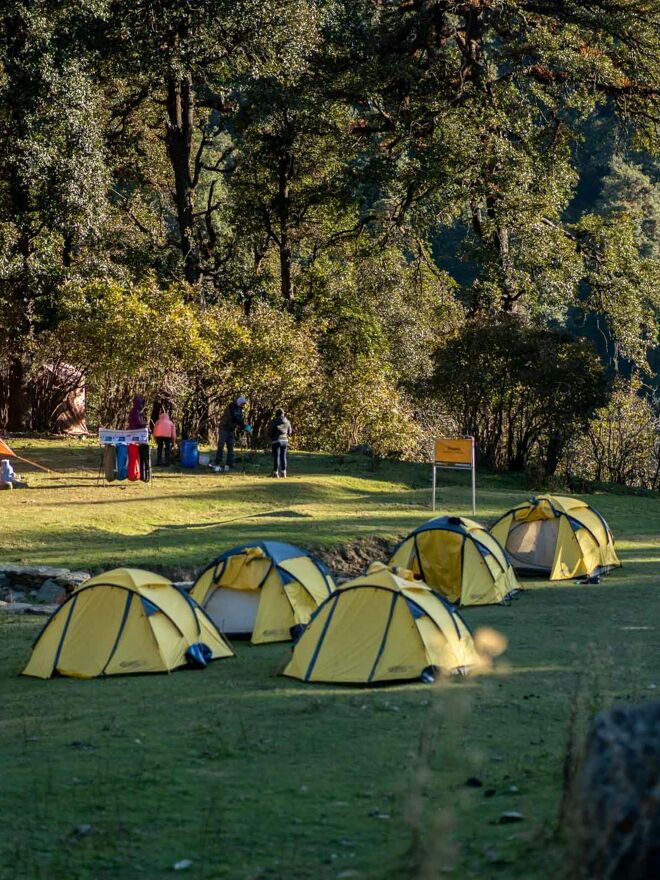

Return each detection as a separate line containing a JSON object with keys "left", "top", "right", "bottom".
{"left": 1, "top": 440, "right": 659, "bottom": 879}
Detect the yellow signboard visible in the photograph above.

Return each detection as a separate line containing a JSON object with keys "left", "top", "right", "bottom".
{"left": 434, "top": 437, "right": 473, "bottom": 465}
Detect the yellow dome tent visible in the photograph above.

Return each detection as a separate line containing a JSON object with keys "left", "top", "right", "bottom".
{"left": 490, "top": 495, "right": 621, "bottom": 580}
{"left": 190, "top": 541, "right": 334, "bottom": 645}
{"left": 282, "top": 563, "right": 482, "bottom": 684}
{"left": 22, "top": 568, "right": 233, "bottom": 679}
{"left": 389, "top": 516, "right": 519, "bottom": 606}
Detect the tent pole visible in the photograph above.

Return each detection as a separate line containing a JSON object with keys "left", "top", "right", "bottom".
{"left": 471, "top": 439, "right": 476, "bottom": 515}
{"left": 15, "top": 454, "right": 54, "bottom": 474}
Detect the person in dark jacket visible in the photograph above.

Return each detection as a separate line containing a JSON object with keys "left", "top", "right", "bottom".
{"left": 214, "top": 395, "right": 247, "bottom": 470}
{"left": 128, "top": 395, "right": 147, "bottom": 430}
{"left": 269, "top": 408, "right": 292, "bottom": 477}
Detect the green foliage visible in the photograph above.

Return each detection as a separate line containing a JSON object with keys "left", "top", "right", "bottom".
{"left": 573, "top": 212, "right": 660, "bottom": 367}
{"left": 568, "top": 376, "right": 660, "bottom": 490}
{"left": 310, "top": 356, "right": 421, "bottom": 459}
{"left": 1, "top": 0, "right": 659, "bottom": 477}
{"left": 40, "top": 277, "right": 208, "bottom": 426}
{"left": 596, "top": 158, "right": 660, "bottom": 259}
{"left": 431, "top": 317, "right": 609, "bottom": 476}
{"left": 37, "top": 281, "right": 416, "bottom": 456}
{"left": 209, "top": 302, "right": 319, "bottom": 441}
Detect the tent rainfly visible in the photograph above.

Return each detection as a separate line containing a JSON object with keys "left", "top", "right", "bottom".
{"left": 190, "top": 541, "right": 334, "bottom": 644}
{"left": 0, "top": 439, "right": 16, "bottom": 457}
{"left": 282, "top": 563, "right": 483, "bottom": 684}
{"left": 389, "top": 515, "right": 519, "bottom": 606}
{"left": 22, "top": 568, "right": 233, "bottom": 679}
{"left": 489, "top": 494, "right": 621, "bottom": 580}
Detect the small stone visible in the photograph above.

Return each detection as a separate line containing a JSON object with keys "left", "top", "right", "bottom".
{"left": 465, "top": 776, "right": 483, "bottom": 788}
{"left": 498, "top": 812, "right": 524, "bottom": 824}
{"left": 508, "top": 785, "right": 519, "bottom": 793}
{"left": 72, "top": 824, "right": 93, "bottom": 839}
{"left": 483, "top": 845, "right": 507, "bottom": 864}
{"left": 173, "top": 859, "right": 193, "bottom": 871}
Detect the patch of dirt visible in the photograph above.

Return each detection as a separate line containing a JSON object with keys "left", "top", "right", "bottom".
{"left": 53, "top": 536, "right": 402, "bottom": 585}
{"left": 312, "top": 536, "right": 401, "bottom": 580}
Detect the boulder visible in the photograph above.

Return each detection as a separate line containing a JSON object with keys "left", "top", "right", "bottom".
{"left": 0, "top": 602, "right": 56, "bottom": 615}
{"left": 35, "top": 579, "right": 66, "bottom": 604}
{"left": 574, "top": 702, "right": 660, "bottom": 879}
{"left": 0, "top": 563, "right": 90, "bottom": 595}
{"left": 55, "top": 571, "right": 90, "bottom": 590}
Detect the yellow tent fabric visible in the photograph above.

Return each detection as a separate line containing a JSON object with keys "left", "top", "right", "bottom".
{"left": 22, "top": 568, "right": 233, "bottom": 679}
{"left": 389, "top": 516, "right": 519, "bottom": 606}
{"left": 282, "top": 563, "right": 482, "bottom": 684}
{"left": 489, "top": 495, "right": 621, "bottom": 581}
{"left": 190, "top": 541, "right": 335, "bottom": 645}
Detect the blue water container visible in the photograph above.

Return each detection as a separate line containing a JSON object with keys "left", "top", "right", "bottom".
{"left": 180, "top": 439, "right": 199, "bottom": 468}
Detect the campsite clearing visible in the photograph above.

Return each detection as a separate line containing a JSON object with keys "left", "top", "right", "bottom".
{"left": 1, "top": 440, "right": 659, "bottom": 879}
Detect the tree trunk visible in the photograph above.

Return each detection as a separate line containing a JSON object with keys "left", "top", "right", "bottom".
{"left": 165, "top": 71, "right": 200, "bottom": 285}
{"left": 276, "top": 154, "right": 294, "bottom": 308}
{"left": 544, "top": 430, "right": 564, "bottom": 478}
{"left": 6, "top": 356, "right": 31, "bottom": 432}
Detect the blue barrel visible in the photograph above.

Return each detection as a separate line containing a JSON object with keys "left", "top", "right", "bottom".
{"left": 180, "top": 440, "right": 199, "bottom": 468}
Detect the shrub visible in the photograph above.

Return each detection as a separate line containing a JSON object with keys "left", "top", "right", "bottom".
{"left": 567, "top": 377, "right": 660, "bottom": 490}
{"left": 431, "top": 316, "right": 609, "bottom": 476}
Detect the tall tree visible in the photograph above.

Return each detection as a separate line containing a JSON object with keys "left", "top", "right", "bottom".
{"left": 103, "top": 0, "right": 325, "bottom": 297}
{"left": 338, "top": 0, "right": 660, "bottom": 348}
{"left": 0, "top": 1, "right": 108, "bottom": 428}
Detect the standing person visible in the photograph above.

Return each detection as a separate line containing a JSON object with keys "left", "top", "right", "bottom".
{"left": 152, "top": 411, "right": 176, "bottom": 466}
{"left": 214, "top": 395, "right": 248, "bottom": 471}
{"left": 269, "top": 408, "right": 292, "bottom": 478}
{"left": 128, "top": 395, "right": 147, "bottom": 430}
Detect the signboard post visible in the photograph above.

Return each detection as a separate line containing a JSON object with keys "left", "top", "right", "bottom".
{"left": 432, "top": 437, "right": 476, "bottom": 515}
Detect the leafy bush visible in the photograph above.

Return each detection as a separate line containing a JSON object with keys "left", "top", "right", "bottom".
{"left": 431, "top": 316, "right": 609, "bottom": 476}
{"left": 39, "top": 277, "right": 210, "bottom": 427}
{"left": 36, "top": 281, "right": 419, "bottom": 456}
{"left": 567, "top": 377, "right": 660, "bottom": 490}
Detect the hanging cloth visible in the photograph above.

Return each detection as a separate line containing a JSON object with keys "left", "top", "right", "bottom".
{"left": 103, "top": 445, "right": 116, "bottom": 482}
{"left": 116, "top": 443, "right": 129, "bottom": 481}
{"left": 139, "top": 443, "right": 152, "bottom": 483}
{"left": 127, "top": 444, "right": 140, "bottom": 481}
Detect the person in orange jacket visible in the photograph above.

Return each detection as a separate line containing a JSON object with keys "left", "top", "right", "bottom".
{"left": 152, "top": 411, "right": 177, "bottom": 466}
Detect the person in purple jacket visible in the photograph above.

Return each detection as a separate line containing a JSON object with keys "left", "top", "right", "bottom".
{"left": 128, "top": 395, "right": 147, "bottom": 430}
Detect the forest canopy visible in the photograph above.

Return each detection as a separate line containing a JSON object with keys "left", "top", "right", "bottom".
{"left": 1, "top": 0, "right": 659, "bottom": 485}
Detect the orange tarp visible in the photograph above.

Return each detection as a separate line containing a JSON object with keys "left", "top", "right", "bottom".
{"left": 0, "top": 439, "right": 16, "bottom": 457}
